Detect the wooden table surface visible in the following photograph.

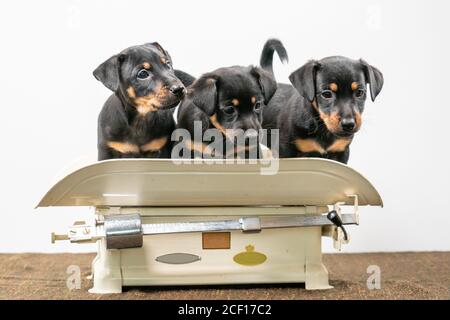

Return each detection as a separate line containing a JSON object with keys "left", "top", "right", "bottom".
{"left": 1, "top": 252, "right": 449, "bottom": 300}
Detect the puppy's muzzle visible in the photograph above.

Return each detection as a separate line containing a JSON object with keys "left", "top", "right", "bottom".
{"left": 169, "top": 85, "right": 186, "bottom": 98}
{"left": 341, "top": 117, "right": 356, "bottom": 133}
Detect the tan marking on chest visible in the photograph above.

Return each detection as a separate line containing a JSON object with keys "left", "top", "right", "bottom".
{"left": 107, "top": 141, "right": 140, "bottom": 154}
{"left": 294, "top": 139, "right": 326, "bottom": 154}
{"left": 136, "top": 104, "right": 157, "bottom": 115}
{"left": 185, "top": 140, "right": 214, "bottom": 156}
{"left": 141, "top": 136, "right": 169, "bottom": 152}
{"left": 295, "top": 138, "right": 352, "bottom": 154}
{"left": 326, "top": 138, "right": 352, "bottom": 153}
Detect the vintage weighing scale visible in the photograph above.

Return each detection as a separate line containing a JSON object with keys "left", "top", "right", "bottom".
{"left": 37, "top": 158, "right": 382, "bottom": 294}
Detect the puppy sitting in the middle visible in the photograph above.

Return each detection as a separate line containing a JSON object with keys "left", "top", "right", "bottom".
{"left": 175, "top": 66, "right": 276, "bottom": 159}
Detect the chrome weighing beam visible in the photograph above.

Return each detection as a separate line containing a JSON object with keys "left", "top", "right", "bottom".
{"left": 52, "top": 212, "right": 357, "bottom": 249}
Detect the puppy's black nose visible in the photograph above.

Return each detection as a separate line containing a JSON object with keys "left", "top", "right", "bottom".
{"left": 341, "top": 118, "right": 355, "bottom": 132}
{"left": 170, "top": 85, "right": 185, "bottom": 98}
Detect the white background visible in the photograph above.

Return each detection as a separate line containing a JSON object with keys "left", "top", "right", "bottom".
{"left": 0, "top": 0, "right": 449, "bottom": 253}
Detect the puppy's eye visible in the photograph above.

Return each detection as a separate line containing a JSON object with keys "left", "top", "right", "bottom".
{"left": 222, "top": 106, "right": 236, "bottom": 115}
{"left": 321, "top": 90, "right": 333, "bottom": 99}
{"left": 137, "top": 69, "right": 150, "bottom": 80}
{"left": 355, "top": 89, "right": 365, "bottom": 98}
{"left": 254, "top": 102, "right": 262, "bottom": 112}
{"left": 165, "top": 60, "right": 172, "bottom": 68}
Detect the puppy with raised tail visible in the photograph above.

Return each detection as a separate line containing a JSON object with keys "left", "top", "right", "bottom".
{"left": 260, "top": 39, "right": 384, "bottom": 163}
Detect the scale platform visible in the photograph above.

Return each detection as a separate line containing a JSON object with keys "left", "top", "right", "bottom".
{"left": 37, "top": 158, "right": 382, "bottom": 293}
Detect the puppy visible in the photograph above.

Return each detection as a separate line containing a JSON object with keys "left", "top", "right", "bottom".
{"left": 260, "top": 40, "right": 384, "bottom": 163}
{"left": 94, "top": 42, "right": 185, "bottom": 160}
{"left": 175, "top": 66, "right": 277, "bottom": 159}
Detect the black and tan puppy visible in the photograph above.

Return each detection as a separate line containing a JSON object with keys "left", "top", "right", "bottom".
{"left": 260, "top": 40, "right": 383, "bottom": 163}
{"left": 175, "top": 66, "right": 277, "bottom": 159}
{"left": 94, "top": 42, "right": 186, "bottom": 160}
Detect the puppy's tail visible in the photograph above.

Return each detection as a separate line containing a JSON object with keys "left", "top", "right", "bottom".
{"left": 174, "top": 69, "right": 196, "bottom": 87}
{"left": 259, "top": 38, "right": 288, "bottom": 77}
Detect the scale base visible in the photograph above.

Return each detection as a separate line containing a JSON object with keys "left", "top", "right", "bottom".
{"left": 88, "top": 224, "right": 332, "bottom": 294}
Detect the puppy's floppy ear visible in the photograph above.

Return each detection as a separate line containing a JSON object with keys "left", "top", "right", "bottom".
{"left": 251, "top": 66, "right": 277, "bottom": 104}
{"left": 360, "top": 59, "right": 384, "bottom": 102}
{"left": 93, "top": 54, "right": 125, "bottom": 92}
{"left": 288, "top": 60, "right": 319, "bottom": 102}
{"left": 189, "top": 75, "right": 218, "bottom": 116}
